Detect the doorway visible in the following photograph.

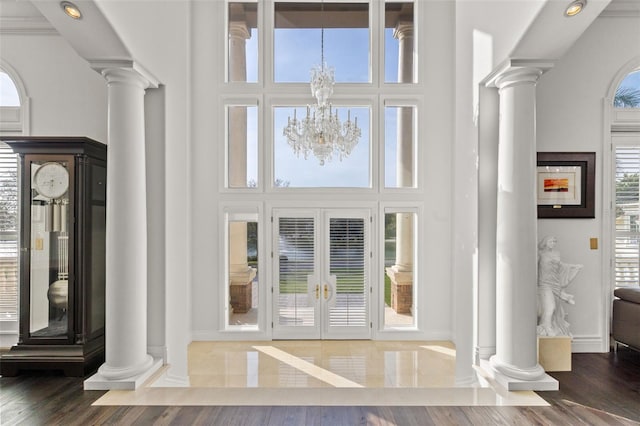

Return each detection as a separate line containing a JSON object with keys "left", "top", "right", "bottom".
{"left": 272, "top": 208, "right": 371, "bottom": 339}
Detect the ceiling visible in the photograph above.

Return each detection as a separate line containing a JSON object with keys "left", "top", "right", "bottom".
{"left": 1, "top": 0, "right": 638, "bottom": 34}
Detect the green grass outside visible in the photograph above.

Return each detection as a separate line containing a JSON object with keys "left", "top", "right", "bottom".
{"left": 279, "top": 267, "right": 365, "bottom": 294}
{"left": 385, "top": 273, "right": 391, "bottom": 306}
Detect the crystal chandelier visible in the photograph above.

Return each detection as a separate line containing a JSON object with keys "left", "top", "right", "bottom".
{"left": 282, "top": 11, "right": 361, "bottom": 166}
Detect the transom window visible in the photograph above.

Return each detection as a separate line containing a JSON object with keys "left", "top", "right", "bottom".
{"left": 0, "top": 72, "right": 20, "bottom": 107}
{"left": 274, "top": 2, "right": 370, "bottom": 83}
{"left": 614, "top": 69, "right": 640, "bottom": 109}
{"left": 224, "top": 0, "right": 419, "bottom": 190}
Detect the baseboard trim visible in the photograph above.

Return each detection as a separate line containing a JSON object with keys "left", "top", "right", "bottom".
{"left": 571, "top": 335, "right": 607, "bottom": 353}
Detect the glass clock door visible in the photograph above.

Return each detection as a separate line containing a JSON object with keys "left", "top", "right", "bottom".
{"left": 27, "top": 157, "right": 73, "bottom": 339}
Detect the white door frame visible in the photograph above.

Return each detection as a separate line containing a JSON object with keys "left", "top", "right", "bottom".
{"left": 272, "top": 207, "right": 372, "bottom": 340}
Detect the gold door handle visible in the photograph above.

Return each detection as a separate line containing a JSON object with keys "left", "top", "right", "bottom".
{"left": 315, "top": 284, "right": 320, "bottom": 300}
{"left": 324, "top": 284, "right": 329, "bottom": 300}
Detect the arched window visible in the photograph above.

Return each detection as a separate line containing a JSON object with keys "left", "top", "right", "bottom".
{"left": 614, "top": 69, "right": 640, "bottom": 108}
{"left": 0, "top": 62, "right": 28, "bottom": 134}
{"left": 0, "top": 71, "right": 21, "bottom": 107}
{"left": 611, "top": 63, "right": 640, "bottom": 289}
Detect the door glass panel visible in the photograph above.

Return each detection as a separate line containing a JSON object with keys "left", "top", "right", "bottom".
{"left": 277, "top": 217, "right": 315, "bottom": 326}
{"left": 89, "top": 165, "right": 106, "bottom": 335}
{"left": 328, "top": 217, "right": 366, "bottom": 327}
{"left": 29, "top": 160, "right": 70, "bottom": 337}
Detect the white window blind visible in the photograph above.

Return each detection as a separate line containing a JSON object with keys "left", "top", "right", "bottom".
{"left": 278, "top": 217, "right": 315, "bottom": 326}
{"left": 0, "top": 142, "right": 18, "bottom": 320}
{"left": 328, "top": 218, "right": 366, "bottom": 327}
{"left": 615, "top": 146, "right": 640, "bottom": 287}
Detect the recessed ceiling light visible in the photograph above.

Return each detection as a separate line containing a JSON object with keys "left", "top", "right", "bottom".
{"left": 60, "top": 1, "right": 82, "bottom": 20}
{"left": 565, "top": 0, "right": 586, "bottom": 17}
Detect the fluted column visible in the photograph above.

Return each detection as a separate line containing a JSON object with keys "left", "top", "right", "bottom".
{"left": 85, "top": 66, "right": 161, "bottom": 390}
{"left": 488, "top": 65, "right": 554, "bottom": 389}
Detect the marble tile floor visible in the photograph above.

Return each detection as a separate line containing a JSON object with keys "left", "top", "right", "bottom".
{"left": 93, "top": 341, "right": 549, "bottom": 407}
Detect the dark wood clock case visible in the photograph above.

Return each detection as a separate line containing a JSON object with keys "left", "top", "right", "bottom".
{"left": 0, "top": 137, "right": 106, "bottom": 377}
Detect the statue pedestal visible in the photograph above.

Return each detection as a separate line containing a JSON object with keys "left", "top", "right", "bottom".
{"left": 385, "top": 267, "right": 413, "bottom": 314}
{"left": 230, "top": 268, "right": 257, "bottom": 314}
{"left": 537, "top": 336, "right": 572, "bottom": 372}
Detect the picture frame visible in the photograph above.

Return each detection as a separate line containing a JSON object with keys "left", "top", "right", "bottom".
{"left": 537, "top": 152, "right": 595, "bottom": 218}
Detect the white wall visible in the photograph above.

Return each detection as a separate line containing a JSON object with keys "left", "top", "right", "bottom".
{"left": 0, "top": 33, "right": 106, "bottom": 347}
{"left": 0, "top": 34, "right": 106, "bottom": 140}
{"left": 189, "top": 0, "right": 220, "bottom": 337}
{"left": 186, "top": 1, "right": 456, "bottom": 342}
{"left": 536, "top": 14, "right": 640, "bottom": 352}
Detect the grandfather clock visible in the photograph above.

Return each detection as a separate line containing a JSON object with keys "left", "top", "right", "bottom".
{"left": 0, "top": 137, "right": 106, "bottom": 376}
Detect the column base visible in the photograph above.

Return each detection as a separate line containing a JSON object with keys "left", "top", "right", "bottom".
{"left": 474, "top": 345, "right": 496, "bottom": 365}
{"left": 151, "top": 369, "right": 191, "bottom": 387}
{"left": 483, "top": 358, "right": 558, "bottom": 391}
{"left": 84, "top": 357, "right": 163, "bottom": 390}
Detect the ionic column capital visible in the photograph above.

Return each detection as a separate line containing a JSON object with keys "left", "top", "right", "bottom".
{"left": 494, "top": 67, "right": 543, "bottom": 91}
{"left": 484, "top": 59, "right": 554, "bottom": 90}
{"left": 393, "top": 20, "right": 414, "bottom": 41}
{"left": 102, "top": 68, "right": 152, "bottom": 91}
{"left": 90, "top": 59, "right": 159, "bottom": 89}
{"left": 229, "top": 20, "right": 250, "bottom": 41}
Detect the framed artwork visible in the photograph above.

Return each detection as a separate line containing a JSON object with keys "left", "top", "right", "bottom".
{"left": 537, "top": 152, "right": 595, "bottom": 218}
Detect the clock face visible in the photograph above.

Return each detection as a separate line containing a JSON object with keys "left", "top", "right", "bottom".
{"left": 33, "top": 162, "right": 69, "bottom": 199}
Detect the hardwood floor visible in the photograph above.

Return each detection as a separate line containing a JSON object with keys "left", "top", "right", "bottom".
{"left": 1, "top": 348, "right": 639, "bottom": 425}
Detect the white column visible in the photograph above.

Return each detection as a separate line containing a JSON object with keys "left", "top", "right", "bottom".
{"left": 85, "top": 66, "right": 161, "bottom": 390}
{"left": 395, "top": 20, "right": 414, "bottom": 187}
{"left": 227, "top": 18, "right": 256, "bottom": 314}
{"left": 476, "top": 86, "right": 499, "bottom": 363}
{"left": 229, "top": 20, "right": 249, "bottom": 82}
{"left": 385, "top": 21, "right": 415, "bottom": 314}
{"left": 488, "top": 65, "right": 556, "bottom": 390}
{"left": 228, "top": 20, "right": 250, "bottom": 190}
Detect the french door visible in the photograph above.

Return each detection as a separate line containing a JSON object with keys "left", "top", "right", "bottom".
{"left": 272, "top": 209, "right": 371, "bottom": 339}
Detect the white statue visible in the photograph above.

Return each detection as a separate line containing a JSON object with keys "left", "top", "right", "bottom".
{"left": 537, "top": 236, "right": 583, "bottom": 337}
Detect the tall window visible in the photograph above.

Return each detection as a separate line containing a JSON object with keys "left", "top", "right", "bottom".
{"left": 0, "top": 69, "right": 20, "bottom": 322}
{"left": 226, "top": 211, "right": 260, "bottom": 328}
{"left": 220, "top": 0, "right": 422, "bottom": 335}
{"left": 614, "top": 146, "right": 640, "bottom": 287}
{"left": 612, "top": 69, "right": 640, "bottom": 288}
